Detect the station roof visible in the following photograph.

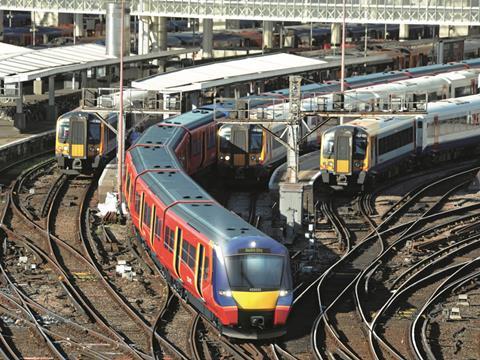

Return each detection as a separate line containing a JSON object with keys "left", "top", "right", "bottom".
{"left": 131, "top": 53, "right": 328, "bottom": 94}
{"left": 0, "top": 43, "right": 199, "bottom": 84}
{"left": 131, "top": 52, "right": 396, "bottom": 94}
{"left": 0, "top": 42, "right": 33, "bottom": 60}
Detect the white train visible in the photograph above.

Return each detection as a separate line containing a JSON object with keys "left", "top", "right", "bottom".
{"left": 319, "top": 94, "right": 480, "bottom": 187}
{"left": 218, "top": 67, "right": 480, "bottom": 180}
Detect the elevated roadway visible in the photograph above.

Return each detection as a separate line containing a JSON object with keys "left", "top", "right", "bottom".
{"left": 0, "top": 0, "right": 479, "bottom": 25}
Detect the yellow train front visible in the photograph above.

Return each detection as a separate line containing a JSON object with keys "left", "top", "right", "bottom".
{"left": 319, "top": 125, "right": 369, "bottom": 187}
{"left": 55, "top": 111, "right": 117, "bottom": 174}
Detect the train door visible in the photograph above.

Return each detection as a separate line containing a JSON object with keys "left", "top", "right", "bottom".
{"left": 69, "top": 116, "right": 87, "bottom": 159}
{"left": 200, "top": 131, "right": 206, "bottom": 168}
{"left": 173, "top": 227, "right": 183, "bottom": 278}
{"left": 433, "top": 115, "right": 440, "bottom": 148}
{"left": 194, "top": 244, "right": 205, "bottom": 299}
{"left": 232, "top": 125, "right": 248, "bottom": 167}
{"left": 334, "top": 131, "right": 352, "bottom": 174}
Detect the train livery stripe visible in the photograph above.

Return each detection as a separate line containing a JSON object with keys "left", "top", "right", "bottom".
{"left": 232, "top": 291, "right": 280, "bottom": 310}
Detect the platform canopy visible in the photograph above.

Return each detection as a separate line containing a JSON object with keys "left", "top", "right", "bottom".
{"left": 132, "top": 53, "right": 328, "bottom": 94}
{"left": 0, "top": 43, "right": 197, "bottom": 84}
{"left": 0, "top": 42, "right": 33, "bottom": 61}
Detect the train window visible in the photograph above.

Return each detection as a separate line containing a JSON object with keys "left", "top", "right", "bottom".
{"left": 322, "top": 130, "right": 335, "bottom": 158}
{"left": 143, "top": 202, "right": 152, "bottom": 228}
{"left": 249, "top": 126, "right": 263, "bottom": 153}
{"left": 378, "top": 127, "right": 413, "bottom": 155}
{"left": 57, "top": 119, "right": 70, "bottom": 142}
{"left": 135, "top": 192, "right": 141, "bottom": 214}
{"left": 164, "top": 226, "right": 174, "bottom": 252}
{"left": 219, "top": 126, "right": 232, "bottom": 152}
{"left": 155, "top": 216, "right": 162, "bottom": 239}
{"left": 203, "top": 256, "right": 209, "bottom": 280}
{"left": 455, "top": 86, "right": 472, "bottom": 98}
{"left": 225, "top": 254, "right": 284, "bottom": 291}
{"left": 181, "top": 239, "right": 196, "bottom": 269}
{"left": 353, "top": 133, "right": 367, "bottom": 159}
{"left": 88, "top": 122, "right": 101, "bottom": 144}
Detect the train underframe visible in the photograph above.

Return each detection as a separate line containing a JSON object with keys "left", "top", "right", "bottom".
{"left": 56, "top": 155, "right": 101, "bottom": 175}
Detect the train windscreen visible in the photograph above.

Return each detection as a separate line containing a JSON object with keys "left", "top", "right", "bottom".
{"left": 225, "top": 254, "right": 284, "bottom": 291}
{"left": 88, "top": 122, "right": 101, "bottom": 144}
{"left": 322, "top": 130, "right": 335, "bottom": 158}
{"left": 57, "top": 119, "right": 70, "bottom": 143}
{"left": 249, "top": 126, "right": 263, "bottom": 153}
{"left": 353, "top": 132, "right": 367, "bottom": 159}
{"left": 219, "top": 125, "right": 232, "bottom": 152}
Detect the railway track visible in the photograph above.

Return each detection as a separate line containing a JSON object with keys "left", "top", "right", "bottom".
{"left": 307, "top": 162, "right": 480, "bottom": 359}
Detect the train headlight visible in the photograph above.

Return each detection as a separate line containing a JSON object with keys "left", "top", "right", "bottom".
{"left": 220, "top": 155, "right": 224, "bottom": 160}
{"left": 279, "top": 290, "right": 289, "bottom": 297}
{"left": 219, "top": 290, "right": 232, "bottom": 297}
{"left": 327, "top": 161, "right": 333, "bottom": 167}
{"left": 251, "top": 155, "right": 257, "bottom": 161}
{"left": 225, "top": 155, "right": 231, "bottom": 161}
{"left": 63, "top": 145, "right": 69, "bottom": 151}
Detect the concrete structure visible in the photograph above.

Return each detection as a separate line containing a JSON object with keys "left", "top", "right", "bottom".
{"left": 4, "top": 0, "right": 480, "bottom": 26}
{"left": 32, "top": 11, "right": 71, "bottom": 26}
{"left": 138, "top": 16, "right": 168, "bottom": 55}
{"left": 331, "top": 23, "right": 341, "bottom": 47}
{"left": 138, "top": 17, "right": 150, "bottom": 55}
{"left": 105, "top": 2, "right": 130, "bottom": 57}
{"left": 439, "top": 25, "right": 469, "bottom": 38}
{"left": 74, "top": 13, "right": 84, "bottom": 38}
{"left": 263, "top": 21, "right": 274, "bottom": 49}
{"left": 0, "top": 10, "right": 3, "bottom": 42}
{"left": 399, "top": 24, "right": 409, "bottom": 41}
{"left": 0, "top": 129, "right": 55, "bottom": 170}
{"left": 202, "top": 18, "right": 213, "bottom": 59}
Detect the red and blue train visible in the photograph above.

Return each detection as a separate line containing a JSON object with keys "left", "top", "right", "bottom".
{"left": 124, "top": 110, "right": 292, "bottom": 339}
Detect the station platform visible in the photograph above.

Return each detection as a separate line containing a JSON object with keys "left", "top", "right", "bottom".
{"left": 268, "top": 150, "right": 321, "bottom": 191}
{"left": 0, "top": 117, "right": 55, "bottom": 147}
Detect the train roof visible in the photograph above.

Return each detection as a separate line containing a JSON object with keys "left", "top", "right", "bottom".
{"left": 461, "top": 58, "right": 480, "bottom": 68}
{"left": 344, "top": 71, "right": 408, "bottom": 87}
{"left": 129, "top": 113, "right": 268, "bottom": 249}
{"left": 349, "top": 69, "right": 478, "bottom": 97}
{"left": 404, "top": 62, "right": 466, "bottom": 76}
{"left": 340, "top": 94, "right": 480, "bottom": 136}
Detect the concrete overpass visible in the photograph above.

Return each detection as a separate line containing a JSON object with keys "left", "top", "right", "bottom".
{"left": 0, "top": 0, "right": 479, "bottom": 25}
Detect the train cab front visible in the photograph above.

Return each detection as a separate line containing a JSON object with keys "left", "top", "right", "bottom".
{"left": 55, "top": 113, "right": 102, "bottom": 174}
{"left": 214, "top": 237, "right": 293, "bottom": 339}
{"left": 217, "top": 124, "right": 266, "bottom": 180}
{"left": 319, "top": 126, "right": 368, "bottom": 188}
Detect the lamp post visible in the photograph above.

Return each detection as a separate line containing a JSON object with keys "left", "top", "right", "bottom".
{"left": 117, "top": 0, "right": 125, "bottom": 205}
{"left": 339, "top": 0, "right": 346, "bottom": 125}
